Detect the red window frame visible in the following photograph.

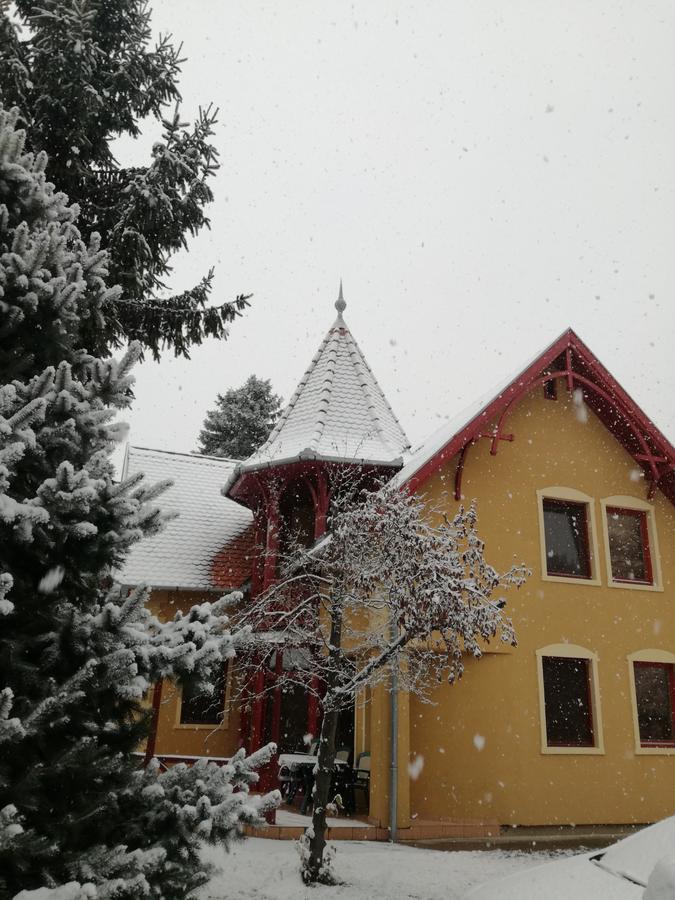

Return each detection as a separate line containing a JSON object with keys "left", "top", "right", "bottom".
{"left": 543, "top": 498, "right": 592, "bottom": 580}
{"left": 633, "top": 661, "right": 675, "bottom": 748}
{"left": 606, "top": 506, "right": 653, "bottom": 585}
{"left": 542, "top": 656, "right": 595, "bottom": 748}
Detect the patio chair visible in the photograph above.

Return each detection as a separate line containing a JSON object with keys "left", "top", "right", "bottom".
{"left": 350, "top": 751, "right": 370, "bottom": 814}
{"left": 334, "top": 751, "right": 370, "bottom": 816}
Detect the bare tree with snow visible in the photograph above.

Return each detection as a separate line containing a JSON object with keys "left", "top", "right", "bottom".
{"left": 230, "top": 474, "right": 528, "bottom": 884}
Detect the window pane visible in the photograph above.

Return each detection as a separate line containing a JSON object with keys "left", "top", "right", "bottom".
{"left": 607, "top": 508, "right": 650, "bottom": 583}
{"left": 180, "top": 664, "right": 227, "bottom": 725}
{"left": 543, "top": 499, "right": 591, "bottom": 578}
{"left": 634, "top": 664, "right": 674, "bottom": 744}
{"left": 542, "top": 656, "right": 594, "bottom": 746}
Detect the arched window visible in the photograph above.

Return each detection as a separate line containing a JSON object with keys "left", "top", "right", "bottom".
{"left": 536, "top": 487, "right": 601, "bottom": 585}
{"left": 279, "top": 479, "right": 315, "bottom": 558}
{"left": 601, "top": 496, "right": 663, "bottom": 591}
{"left": 536, "top": 644, "right": 604, "bottom": 754}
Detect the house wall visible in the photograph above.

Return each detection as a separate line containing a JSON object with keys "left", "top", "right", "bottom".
{"left": 146, "top": 590, "right": 241, "bottom": 761}
{"left": 408, "top": 387, "right": 675, "bottom": 826}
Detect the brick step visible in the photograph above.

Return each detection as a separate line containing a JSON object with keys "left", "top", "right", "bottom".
{"left": 245, "top": 818, "right": 499, "bottom": 842}
{"left": 407, "top": 826, "right": 642, "bottom": 852}
{"left": 244, "top": 824, "right": 389, "bottom": 841}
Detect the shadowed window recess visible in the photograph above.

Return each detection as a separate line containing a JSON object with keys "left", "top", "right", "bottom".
{"left": 633, "top": 662, "right": 675, "bottom": 746}
{"left": 542, "top": 656, "right": 595, "bottom": 747}
{"left": 179, "top": 663, "right": 228, "bottom": 726}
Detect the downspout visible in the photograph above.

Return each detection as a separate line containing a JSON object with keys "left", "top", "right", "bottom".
{"left": 389, "top": 664, "right": 398, "bottom": 842}
{"left": 389, "top": 609, "right": 398, "bottom": 842}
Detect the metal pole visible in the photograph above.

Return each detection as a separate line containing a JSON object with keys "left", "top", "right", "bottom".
{"left": 389, "top": 611, "right": 398, "bottom": 842}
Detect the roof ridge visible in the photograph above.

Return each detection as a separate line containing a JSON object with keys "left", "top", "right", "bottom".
{"left": 345, "top": 328, "right": 410, "bottom": 450}
{"left": 250, "top": 326, "right": 335, "bottom": 460}
{"left": 130, "top": 446, "right": 239, "bottom": 465}
{"left": 342, "top": 327, "right": 392, "bottom": 454}
{"left": 307, "top": 323, "right": 341, "bottom": 451}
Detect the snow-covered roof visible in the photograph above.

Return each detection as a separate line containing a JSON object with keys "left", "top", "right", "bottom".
{"left": 117, "top": 446, "right": 253, "bottom": 592}
{"left": 226, "top": 287, "right": 410, "bottom": 489}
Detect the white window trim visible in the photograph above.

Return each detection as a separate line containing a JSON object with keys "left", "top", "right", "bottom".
{"left": 536, "top": 487, "right": 601, "bottom": 586}
{"left": 600, "top": 496, "right": 663, "bottom": 592}
{"left": 175, "top": 662, "right": 233, "bottom": 731}
{"left": 536, "top": 643, "right": 605, "bottom": 755}
{"left": 627, "top": 650, "right": 675, "bottom": 756}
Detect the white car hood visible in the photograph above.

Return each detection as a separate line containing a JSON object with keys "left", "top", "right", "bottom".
{"left": 466, "top": 851, "right": 640, "bottom": 899}
{"left": 466, "top": 816, "right": 675, "bottom": 900}
{"left": 598, "top": 816, "right": 675, "bottom": 886}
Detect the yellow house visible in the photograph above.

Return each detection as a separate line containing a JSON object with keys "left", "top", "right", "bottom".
{"left": 119, "top": 291, "right": 674, "bottom": 837}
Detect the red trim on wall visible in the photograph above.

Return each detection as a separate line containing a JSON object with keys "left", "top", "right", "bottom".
{"left": 271, "top": 651, "right": 283, "bottom": 749}
{"left": 453, "top": 443, "right": 469, "bottom": 501}
{"left": 249, "top": 667, "right": 266, "bottom": 752}
{"left": 144, "top": 679, "right": 163, "bottom": 765}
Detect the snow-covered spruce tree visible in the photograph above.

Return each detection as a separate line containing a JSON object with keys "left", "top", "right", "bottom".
{"left": 198, "top": 375, "right": 282, "bottom": 459}
{"left": 0, "top": 107, "right": 278, "bottom": 899}
{"left": 0, "top": 0, "right": 248, "bottom": 361}
{"left": 232, "top": 475, "right": 528, "bottom": 884}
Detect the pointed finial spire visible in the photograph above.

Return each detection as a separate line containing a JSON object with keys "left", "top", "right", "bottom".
{"left": 335, "top": 279, "right": 346, "bottom": 318}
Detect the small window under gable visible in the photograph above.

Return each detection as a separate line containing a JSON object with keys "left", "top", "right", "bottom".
{"left": 543, "top": 378, "right": 557, "bottom": 400}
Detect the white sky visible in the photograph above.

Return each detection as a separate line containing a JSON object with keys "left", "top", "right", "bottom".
{"left": 117, "top": 0, "right": 675, "bottom": 454}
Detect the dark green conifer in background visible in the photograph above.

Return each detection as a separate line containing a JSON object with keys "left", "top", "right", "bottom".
{"left": 198, "top": 375, "right": 282, "bottom": 459}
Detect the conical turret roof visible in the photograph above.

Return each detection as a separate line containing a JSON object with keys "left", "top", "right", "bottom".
{"left": 230, "top": 286, "right": 410, "bottom": 481}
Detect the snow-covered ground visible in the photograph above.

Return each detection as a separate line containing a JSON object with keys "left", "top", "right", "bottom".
{"left": 197, "top": 837, "right": 574, "bottom": 900}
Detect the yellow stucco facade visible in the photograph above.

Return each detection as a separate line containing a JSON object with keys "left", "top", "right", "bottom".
{"left": 145, "top": 591, "right": 241, "bottom": 762}
{"left": 361, "top": 386, "right": 674, "bottom": 829}
{"left": 146, "top": 378, "right": 673, "bottom": 833}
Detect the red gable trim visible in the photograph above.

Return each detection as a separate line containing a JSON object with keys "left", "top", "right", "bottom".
{"left": 402, "top": 329, "right": 675, "bottom": 505}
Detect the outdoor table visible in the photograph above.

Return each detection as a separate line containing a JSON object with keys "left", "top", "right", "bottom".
{"left": 277, "top": 752, "right": 348, "bottom": 814}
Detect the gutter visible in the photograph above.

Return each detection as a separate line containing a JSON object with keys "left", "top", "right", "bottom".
{"left": 222, "top": 452, "right": 405, "bottom": 497}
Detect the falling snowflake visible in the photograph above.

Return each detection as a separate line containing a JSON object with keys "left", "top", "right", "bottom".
{"left": 38, "top": 566, "right": 65, "bottom": 594}
{"left": 572, "top": 388, "right": 588, "bottom": 423}
{"left": 408, "top": 755, "right": 425, "bottom": 780}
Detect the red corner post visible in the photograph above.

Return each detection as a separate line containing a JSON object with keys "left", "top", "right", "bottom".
{"left": 144, "top": 679, "right": 163, "bottom": 766}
